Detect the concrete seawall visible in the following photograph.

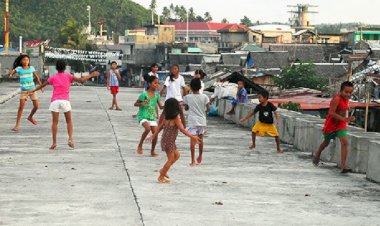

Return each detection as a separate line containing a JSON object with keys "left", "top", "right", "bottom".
{"left": 216, "top": 99, "right": 380, "bottom": 183}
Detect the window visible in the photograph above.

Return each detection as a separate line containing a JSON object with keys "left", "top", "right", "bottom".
{"left": 375, "top": 34, "right": 379, "bottom": 40}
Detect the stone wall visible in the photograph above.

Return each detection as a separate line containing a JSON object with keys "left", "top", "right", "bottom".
{"left": 216, "top": 99, "right": 380, "bottom": 182}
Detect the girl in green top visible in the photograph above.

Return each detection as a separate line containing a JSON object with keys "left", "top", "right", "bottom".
{"left": 134, "top": 76, "right": 163, "bottom": 156}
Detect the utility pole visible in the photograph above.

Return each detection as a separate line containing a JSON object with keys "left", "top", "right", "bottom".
{"left": 87, "top": 5, "right": 91, "bottom": 34}
{"left": 5, "top": 0, "right": 10, "bottom": 55}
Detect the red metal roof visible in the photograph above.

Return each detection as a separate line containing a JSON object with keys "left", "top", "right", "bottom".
{"left": 270, "top": 96, "right": 380, "bottom": 110}
{"left": 218, "top": 24, "right": 250, "bottom": 32}
{"left": 165, "top": 22, "right": 230, "bottom": 31}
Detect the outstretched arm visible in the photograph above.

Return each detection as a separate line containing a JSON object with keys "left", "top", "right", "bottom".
{"left": 32, "top": 81, "right": 49, "bottom": 93}
{"left": 159, "top": 85, "right": 167, "bottom": 97}
{"left": 174, "top": 117, "right": 201, "bottom": 143}
{"left": 274, "top": 111, "right": 280, "bottom": 125}
{"left": 7, "top": 69, "right": 16, "bottom": 77}
{"left": 73, "top": 71, "right": 99, "bottom": 83}
{"left": 33, "top": 71, "right": 43, "bottom": 88}
{"left": 240, "top": 111, "right": 255, "bottom": 123}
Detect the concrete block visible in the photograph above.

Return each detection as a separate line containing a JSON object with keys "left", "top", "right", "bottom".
{"left": 367, "top": 140, "right": 380, "bottom": 182}
{"left": 335, "top": 132, "right": 380, "bottom": 173}
{"left": 217, "top": 99, "right": 226, "bottom": 117}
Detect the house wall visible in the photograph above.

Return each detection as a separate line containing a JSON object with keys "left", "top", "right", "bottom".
{"left": 220, "top": 33, "right": 248, "bottom": 43}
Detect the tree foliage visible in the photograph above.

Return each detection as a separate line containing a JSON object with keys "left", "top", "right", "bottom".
{"left": 274, "top": 64, "right": 328, "bottom": 91}
{"left": 160, "top": 4, "right": 213, "bottom": 23}
{"left": 240, "top": 16, "right": 253, "bottom": 27}
{"left": 0, "top": 0, "right": 152, "bottom": 46}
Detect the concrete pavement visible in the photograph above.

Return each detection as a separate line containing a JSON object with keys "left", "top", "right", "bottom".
{"left": 1, "top": 86, "right": 380, "bottom": 226}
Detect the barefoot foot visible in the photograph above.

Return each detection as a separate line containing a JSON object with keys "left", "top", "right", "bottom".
{"left": 11, "top": 127, "right": 19, "bottom": 133}
{"left": 137, "top": 146, "right": 143, "bottom": 155}
{"left": 68, "top": 139, "right": 74, "bottom": 148}
{"left": 159, "top": 169, "right": 170, "bottom": 179}
{"left": 157, "top": 176, "right": 170, "bottom": 183}
{"left": 27, "top": 117, "right": 38, "bottom": 125}
{"left": 196, "top": 156, "right": 202, "bottom": 165}
{"left": 150, "top": 151, "right": 159, "bottom": 157}
{"left": 49, "top": 144, "right": 57, "bottom": 150}
{"left": 249, "top": 144, "right": 256, "bottom": 149}
{"left": 189, "top": 162, "right": 196, "bottom": 167}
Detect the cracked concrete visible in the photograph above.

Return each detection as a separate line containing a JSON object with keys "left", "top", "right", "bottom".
{"left": 1, "top": 86, "right": 380, "bottom": 226}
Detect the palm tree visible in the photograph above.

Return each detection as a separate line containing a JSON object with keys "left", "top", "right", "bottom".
{"left": 162, "top": 6, "right": 171, "bottom": 22}
{"left": 149, "top": 0, "right": 157, "bottom": 25}
{"left": 204, "top": 12, "right": 212, "bottom": 22}
{"left": 221, "top": 18, "right": 229, "bottom": 23}
{"left": 188, "top": 7, "right": 196, "bottom": 22}
{"left": 59, "top": 18, "right": 86, "bottom": 49}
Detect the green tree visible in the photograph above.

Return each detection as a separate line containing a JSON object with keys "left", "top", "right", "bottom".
{"left": 204, "top": 12, "right": 213, "bottom": 22}
{"left": 221, "top": 18, "right": 229, "bottom": 23}
{"left": 240, "top": 16, "right": 253, "bottom": 27}
{"left": 188, "top": 7, "right": 196, "bottom": 22}
{"left": 58, "top": 18, "right": 86, "bottom": 49}
{"left": 162, "top": 6, "right": 171, "bottom": 22}
{"left": 274, "top": 64, "right": 328, "bottom": 91}
{"left": 149, "top": 0, "right": 157, "bottom": 24}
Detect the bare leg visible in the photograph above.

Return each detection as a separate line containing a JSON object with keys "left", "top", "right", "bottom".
{"left": 137, "top": 122, "right": 150, "bottom": 155}
{"left": 13, "top": 99, "right": 26, "bottom": 131}
{"left": 249, "top": 132, "right": 256, "bottom": 149}
{"left": 158, "top": 151, "right": 177, "bottom": 183}
{"left": 313, "top": 140, "right": 330, "bottom": 166}
{"left": 27, "top": 100, "right": 39, "bottom": 125}
{"left": 226, "top": 105, "right": 236, "bottom": 115}
{"left": 179, "top": 108, "right": 186, "bottom": 127}
{"left": 190, "top": 138, "right": 196, "bottom": 166}
{"left": 275, "top": 136, "right": 282, "bottom": 153}
{"left": 150, "top": 126, "right": 159, "bottom": 157}
{"left": 339, "top": 137, "right": 349, "bottom": 172}
{"left": 50, "top": 111, "right": 59, "bottom": 149}
{"left": 114, "top": 94, "right": 121, "bottom": 110}
{"left": 196, "top": 135, "right": 203, "bottom": 165}
{"left": 64, "top": 111, "right": 74, "bottom": 148}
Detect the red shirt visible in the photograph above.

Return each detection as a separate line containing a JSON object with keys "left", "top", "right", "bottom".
{"left": 323, "top": 94, "right": 349, "bottom": 133}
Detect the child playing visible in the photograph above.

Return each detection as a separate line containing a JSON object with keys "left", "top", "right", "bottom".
{"left": 8, "top": 54, "right": 43, "bottom": 132}
{"left": 226, "top": 80, "right": 248, "bottom": 115}
{"left": 148, "top": 98, "right": 201, "bottom": 183}
{"left": 143, "top": 63, "right": 159, "bottom": 90}
{"left": 313, "top": 81, "right": 355, "bottom": 173}
{"left": 183, "top": 78, "right": 210, "bottom": 166}
{"left": 134, "top": 76, "right": 163, "bottom": 157}
{"left": 159, "top": 64, "right": 187, "bottom": 127}
{"left": 107, "top": 61, "right": 122, "bottom": 110}
{"left": 31, "top": 60, "right": 99, "bottom": 149}
{"left": 240, "top": 90, "right": 282, "bottom": 153}
{"left": 193, "top": 69, "right": 206, "bottom": 94}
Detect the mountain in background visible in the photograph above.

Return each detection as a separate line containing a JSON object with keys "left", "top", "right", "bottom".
{"left": 0, "top": 0, "right": 152, "bottom": 46}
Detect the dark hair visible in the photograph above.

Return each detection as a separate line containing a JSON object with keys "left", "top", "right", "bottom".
{"left": 164, "top": 98, "right": 180, "bottom": 120}
{"left": 111, "top": 61, "right": 117, "bottom": 65}
{"left": 258, "top": 89, "right": 269, "bottom": 99}
{"left": 190, "top": 78, "right": 202, "bottom": 91}
{"left": 56, "top": 60, "right": 66, "bottom": 72}
{"left": 146, "top": 75, "right": 158, "bottom": 89}
{"left": 151, "top": 63, "right": 159, "bottom": 69}
{"left": 194, "top": 69, "right": 207, "bottom": 79}
{"left": 340, "top": 81, "right": 354, "bottom": 91}
{"left": 12, "top": 54, "right": 30, "bottom": 69}
{"left": 169, "top": 64, "right": 179, "bottom": 82}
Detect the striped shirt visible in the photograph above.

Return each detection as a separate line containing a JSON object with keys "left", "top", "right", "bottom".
{"left": 16, "top": 66, "right": 36, "bottom": 91}
{"left": 109, "top": 69, "right": 119, "bottom": 86}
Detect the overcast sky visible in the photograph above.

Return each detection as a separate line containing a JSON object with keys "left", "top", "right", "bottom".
{"left": 133, "top": 0, "right": 380, "bottom": 25}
